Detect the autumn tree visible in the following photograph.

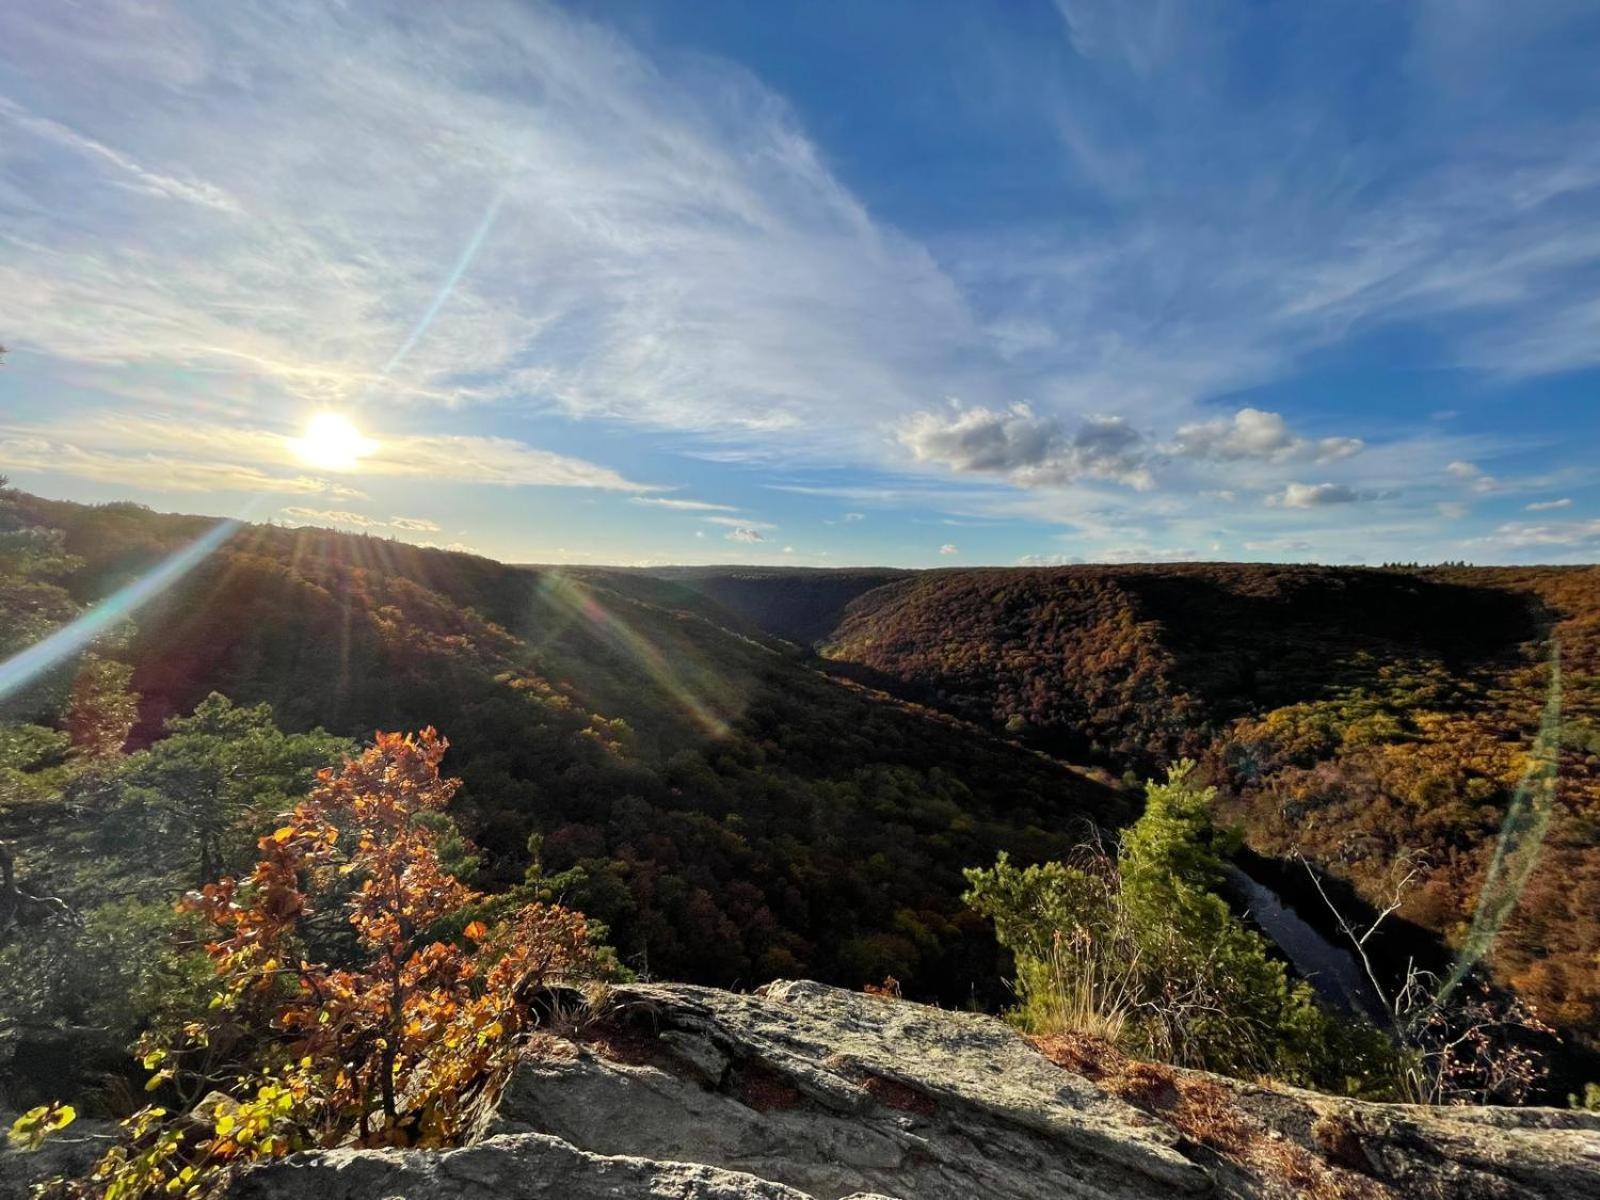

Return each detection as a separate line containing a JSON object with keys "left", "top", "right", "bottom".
{"left": 21, "top": 726, "right": 606, "bottom": 1200}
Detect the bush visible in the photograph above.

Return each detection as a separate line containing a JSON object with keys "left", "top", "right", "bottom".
{"left": 17, "top": 728, "right": 611, "bottom": 1200}
{"left": 965, "top": 763, "right": 1397, "bottom": 1092}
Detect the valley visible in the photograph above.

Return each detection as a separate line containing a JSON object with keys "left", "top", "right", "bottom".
{"left": 4, "top": 489, "right": 1599, "bottom": 1111}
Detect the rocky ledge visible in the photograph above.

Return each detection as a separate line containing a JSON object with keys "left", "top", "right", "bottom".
{"left": 13, "top": 981, "right": 1600, "bottom": 1200}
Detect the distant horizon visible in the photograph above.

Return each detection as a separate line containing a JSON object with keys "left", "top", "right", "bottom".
{"left": 3, "top": 2, "right": 1597, "bottom": 566}
{"left": 15, "top": 480, "right": 1589, "bottom": 574}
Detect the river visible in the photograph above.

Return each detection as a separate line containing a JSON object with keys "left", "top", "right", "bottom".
{"left": 1224, "top": 865, "right": 1386, "bottom": 1022}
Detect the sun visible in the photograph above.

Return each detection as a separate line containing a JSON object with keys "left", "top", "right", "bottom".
{"left": 294, "top": 412, "right": 375, "bottom": 471}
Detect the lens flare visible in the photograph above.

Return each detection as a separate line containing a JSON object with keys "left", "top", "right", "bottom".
{"left": 534, "top": 571, "right": 730, "bottom": 740}
{"left": 1439, "top": 639, "right": 1564, "bottom": 1004}
{"left": 0, "top": 519, "right": 240, "bottom": 704}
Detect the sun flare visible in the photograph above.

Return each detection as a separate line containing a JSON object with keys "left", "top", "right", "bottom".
{"left": 294, "top": 412, "right": 375, "bottom": 472}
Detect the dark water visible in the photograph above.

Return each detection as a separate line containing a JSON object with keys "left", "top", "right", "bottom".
{"left": 1225, "top": 865, "right": 1385, "bottom": 1021}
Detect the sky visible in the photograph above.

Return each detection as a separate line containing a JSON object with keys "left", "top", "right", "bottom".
{"left": 2, "top": 1, "right": 1599, "bottom": 568}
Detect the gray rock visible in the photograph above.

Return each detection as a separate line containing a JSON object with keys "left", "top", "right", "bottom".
{"left": 218, "top": 979, "right": 1600, "bottom": 1200}
{"left": 1, "top": 1113, "right": 117, "bottom": 1200}
{"left": 493, "top": 980, "right": 1207, "bottom": 1200}
{"left": 229, "top": 1132, "right": 819, "bottom": 1199}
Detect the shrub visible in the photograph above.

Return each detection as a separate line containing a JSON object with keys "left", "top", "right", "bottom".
{"left": 16, "top": 728, "right": 608, "bottom": 1200}
{"left": 965, "top": 763, "right": 1396, "bottom": 1091}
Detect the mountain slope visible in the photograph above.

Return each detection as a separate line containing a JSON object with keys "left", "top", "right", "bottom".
{"left": 639, "top": 561, "right": 1600, "bottom": 1059}
{"left": 2, "top": 492, "right": 1124, "bottom": 1003}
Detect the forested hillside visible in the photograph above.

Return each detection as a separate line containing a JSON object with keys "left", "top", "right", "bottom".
{"left": 6, "top": 487, "right": 1600, "bottom": 1119}
{"left": 594, "top": 566, "right": 910, "bottom": 647}
{"left": 647, "top": 562, "right": 1600, "bottom": 1061}
{"left": 0, "top": 489, "right": 1122, "bottom": 1026}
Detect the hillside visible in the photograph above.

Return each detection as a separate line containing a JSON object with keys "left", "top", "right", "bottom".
{"left": 634, "top": 562, "right": 1600, "bottom": 1064}
{"left": 0, "top": 491, "right": 1124, "bottom": 1011}
{"left": 590, "top": 567, "right": 912, "bottom": 648}
{"left": 6, "top": 490, "right": 1600, "bottom": 1114}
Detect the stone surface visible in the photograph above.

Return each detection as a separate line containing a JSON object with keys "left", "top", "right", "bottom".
{"left": 492, "top": 980, "right": 1208, "bottom": 1200}
{"left": 0, "top": 1112, "right": 115, "bottom": 1200}
{"left": 38, "top": 979, "right": 1595, "bottom": 1200}
{"left": 228, "top": 1133, "right": 826, "bottom": 1200}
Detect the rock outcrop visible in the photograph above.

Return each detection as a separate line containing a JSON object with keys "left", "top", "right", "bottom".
{"left": 13, "top": 981, "right": 1599, "bottom": 1200}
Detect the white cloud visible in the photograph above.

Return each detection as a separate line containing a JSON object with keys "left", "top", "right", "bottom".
{"left": 0, "top": 0, "right": 973, "bottom": 453}
{"left": 701, "top": 515, "right": 775, "bottom": 530}
{"left": 0, "top": 95, "right": 239, "bottom": 213}
{"left": 280, "top": 507, "right": 383, "bottom": 528}
{"left": 842, "top": 512, "right": 865, "bottom": 522}
{"left": 1018, "top": 545, "right": 1200, "bottom": 565}
{"left": 1525, "top": 498, "right": 1572, "bottom": 511}
{"left": 939, "top": 543, "right": 959, "bottom": 555}
{"left": 632, "top": 497, "right": 739, "bottom": 512}
{"left": 1474, "top": 519, "right": 1600, "bottom": 550}
{"left": 0, "top": 435, "right": 360, "bottom": 497}
{"left": 1437, "top": 501, "right": 1468, "bottom": 519}
{"left": 1170, "top": 407, "right": 1363, "bottom": 464}
{"left": 278, "top": 509, "right": 444, "bottom": 535}
{"left": 725, "top": 526, "right": 765, "bottom": 543}
{"left": 366, "top": 435, "right": 654, "bottom": 491}
{"left": 1267, "top": 482, "right": 1366, "bottom": 508}
{"left": 1095, "top": 546, "right": 1202, "bottom": 563}
{"left": 899, "top": 403, "right": 1153, "bottom": 489}
{"left": 1242, "top": 537, "right": 1314, "bottom": 553}
{"left": 1447, "top": 460, "right": 1499, "bottom": 494}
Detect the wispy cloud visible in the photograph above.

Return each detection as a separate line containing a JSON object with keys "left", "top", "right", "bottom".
{"left": 279, "top": 508, "right": 443, "bottom": 535}
{"left": 0, "top": 435, "right": 360, "bottom": 497}
{"left": 0, "top": 1, "right": 971, "bottom": 453}
{"left": 632, "top": 497, "right": 739, "bottom": 513}
{"left": 280, "top": 507, "right": 384, "bottom": 528}
{"left": 0, "top": 95, "right": 238, "bottom": 212}
{"left": 0, "top": 1, "right": 1594, "bottom": 566}
{"left": 1472, "top": 519, "right": 1600, "bottom": 556}
{"left": 1, "top": 414, "right": 656, "bottom": 495}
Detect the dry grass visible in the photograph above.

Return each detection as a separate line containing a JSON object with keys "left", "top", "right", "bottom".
{"left": 734, "top": 1063, "right": 807, "bottom": 1112}
{"left": 861, "top": 1074, "right": 938, "bottom": 1116}
{"left": 1032, "top": 1033, "right": 1392, "bottom": 1200}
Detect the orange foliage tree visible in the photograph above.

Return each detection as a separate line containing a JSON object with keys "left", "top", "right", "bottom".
{"left": 45, "top": 728, "right": 602, "bottom": 1199}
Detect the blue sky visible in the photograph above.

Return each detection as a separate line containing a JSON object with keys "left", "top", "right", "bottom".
{"left": 2, "top": 0, "right": 1598, "bottom": 566}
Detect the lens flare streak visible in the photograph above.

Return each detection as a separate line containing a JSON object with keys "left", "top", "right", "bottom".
{"left": 382, "top": 191, "right": 505, "bottom": 376}
{"left": 536, "top": 573, "right": 729, "bottom": 740}
{"left": 1440, "top": 640, "right": 1564, "bottom": 1003}
{"left": 0, "top": 519, "right": 240, "bottom": 703}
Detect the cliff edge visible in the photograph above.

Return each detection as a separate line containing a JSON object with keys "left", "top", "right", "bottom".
{"left": 11, "top": 981, "right": 1600, "bottom": 1199}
